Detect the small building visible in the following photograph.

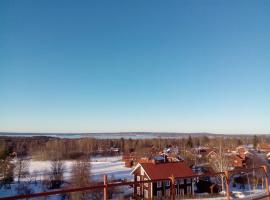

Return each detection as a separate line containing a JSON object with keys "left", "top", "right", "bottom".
{"left": 109, "top": 147, "right": 120, "bottom": 154}
{"left": 257, "top": 143, "right": 270, "bottom": 153}
{"left": 231, "top": 154, "right": 246, "bottom": 168}
{"left": 131, "top": 160, "right": 195, "bottom": 199}
{"left": 206, "top": 150, "right": 218, "bottom": 160}
{"left": 236, "top": 146, "right": 249, "bottom": 159}
{"left": 122, "top": 153, "right": 137, "bottom": 168}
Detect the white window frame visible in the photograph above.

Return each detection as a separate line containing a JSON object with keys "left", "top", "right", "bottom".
{"left": 157, "top": 190, "right": 162, "bottom": 197}
{"left": 157, "top": 181, "right": 162, "bottom": 188}
{"left": 144, "top": 189, "right": 148, "bottom": 198}
{"left": 165, "top": 180, "right": 170, "bottom": 187}
{"left": 187, "top": 186, "right": 192, "bottom": 194}
{"left": 144, "top": 178, "right": 148, "bottom": 187}
{"left": 179, "top": 179, "right": 184, "bottom": 185}
{"left": 186, "top": 178, "right": 191, "bottom": 184}
{"left": 179, "top": 188, "right": 185, "bottom": 196}
{"left": 137, "top": 175, "right": 140, "bottom": 181}
{"left": 175, "top": 188, "right": 178, "bottom": 195}
{"left": 165, "top": 189, "right": 170, "bottom": 196}
{"left": 137, "top": 187, "right": 140, "bottom": 195}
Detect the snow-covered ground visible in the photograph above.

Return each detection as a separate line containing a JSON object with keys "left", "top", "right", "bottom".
{"left": 0, "top": 156, "right": 133, "bottom": 198}
{"left": 90, "top": 156, "right": 132, "bottom": 180}
{"left": 25, "top": 155, "right": 133, "bottom": 182}
{"left": 1, "top": 155, "right": 269, "bottom": 199}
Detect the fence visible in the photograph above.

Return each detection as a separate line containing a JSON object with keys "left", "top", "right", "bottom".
{"left": 0, "top": 166, "right": 269, "bottom": 200}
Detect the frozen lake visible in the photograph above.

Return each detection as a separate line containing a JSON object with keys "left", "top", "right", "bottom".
{"left": 0, "top": 132, "right": 196, "bottom": 139}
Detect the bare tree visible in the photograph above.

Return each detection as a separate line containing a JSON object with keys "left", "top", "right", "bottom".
{"left": 0, "top": 158, "right": 14, "bottom": 189}
{"left": 49, "top": 160, "right": 65, "bottom": 189}
{"left": 69, "top": 157, "right": 91, "bottom": 200}
{"left": 209, "top": 138, "right": 231, "bottom": 192}
{"left": 14, "top": 158, "right": 29, "bottom": 183}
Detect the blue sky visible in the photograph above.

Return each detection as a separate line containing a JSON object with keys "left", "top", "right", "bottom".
{"left": 0, "top": 0, "right": 270, "bottom": 134}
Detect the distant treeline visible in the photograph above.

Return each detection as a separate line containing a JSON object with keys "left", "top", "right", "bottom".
{"left": 0, "top": 134, "right": 269, "bottom": 161}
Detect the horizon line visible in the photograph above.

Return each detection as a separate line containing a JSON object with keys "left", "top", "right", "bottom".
{"left": 0, "top": 131, "right": 268, "bottom": 136}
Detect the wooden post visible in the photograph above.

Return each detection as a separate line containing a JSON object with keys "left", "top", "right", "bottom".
{"left": 134, "top": 176, "right": 137, "bottom": 198}
{"left": 103, "top": 175, "right": 108, "bottom": 200}
{"left": 210, "top": 184, "right": 214, "bottom": 194}
{"left": 262, "top": 165, "right": 270, "bottom": 200}
{"left": 224, "top": 171, "right": 230, "bottom": 200}
{"left": 169, "top": 175, "right": 175, "bottom": 200}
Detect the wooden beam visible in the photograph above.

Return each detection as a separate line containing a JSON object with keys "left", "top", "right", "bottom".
{"left": 104, "top": 175, "right": 108, "bottom": 200}
{"left": 262, "top": 165, "right": 270, "bottom": 200}
{"left": 224, "top": 170, "right": 230, "bottom": 200}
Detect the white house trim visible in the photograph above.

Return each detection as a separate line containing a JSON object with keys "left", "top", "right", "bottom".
{"left": 130, "top": 163, "right": 152, "bottom": 180}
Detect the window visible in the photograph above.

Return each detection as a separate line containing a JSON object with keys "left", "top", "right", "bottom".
{"left": 144, "top": 178, "right": 148, "bottom": 187}
{"left": 179, "top": 189, "right": 185, "bottom": 196}
{"left": 178, "top": 179, "right": 184, "bottom": 185}
{"left": 187, "top": 186, "right": 192, "bottom": 195}
{"left": 165, "top": 180, "right": 170, "bottom": 187}
{"left": 157, "top": 181, "right": 162, "bottom": 188}
{"left": 186, "top": 179, "right": 191, "bottom": 184}
{"left": 137, "top": 187, "right": 140, "bottom": 195}
{"left": 137, "top": 176, "right": 140, "bottom": 181}
{"left": 157, "top": 190, "right": 162, "bottom": 197}
{"left": 144, "top": 189, "right": 148, "bottom": 198}
{"left": 175, "top": 188, "right": 178, "bottom": 195}
{"left": 165, "top": 189, "right": 170, "bottom": 196}
{"left": 141, "top": 169, "right": 144, "bottom": 176}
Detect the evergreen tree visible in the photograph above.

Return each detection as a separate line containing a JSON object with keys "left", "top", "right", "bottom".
{"left": 186, "top": 135, "right": 193, "bottom": 148}
{"left": 202, "top": 136, "right": 210, "bottom": 145}
{"left": 253, "top": 135, "right": 259, "bottom": 149}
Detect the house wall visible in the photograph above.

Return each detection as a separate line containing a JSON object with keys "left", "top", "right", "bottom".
{"left": 152, "top": 178, "right": 193, "bottom": 198}
{"left": 133, "top": 166, "right": 152, "bottom": 199}
{"left": 133, "top": 165, "right": 194, "bottom": 199}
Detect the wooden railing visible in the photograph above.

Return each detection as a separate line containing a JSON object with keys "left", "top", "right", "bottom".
{"left": 0, "top": 166, "right": 269, "bottom": 200}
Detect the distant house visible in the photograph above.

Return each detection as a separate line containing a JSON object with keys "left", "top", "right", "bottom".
{"left": 97, "top": 146, "right": 105, "bottom": 154}
{"left": 231, "top": 154, "right": 246, "bottom": 168}
{"left": 236, "top": 146, "right": 249, "bottom": 159}
{"left": 131, "top": 159, "right": 195, "bottom": 199}
{"left": 163, "top": 146, "right": 179, "bottom": 155}
{"left": 207, "top": 150, "right": 247, "bottom": 169}
{"left": 206, "top": 150, "right": 218, "bottom": 160}
{"left": 109, "top": 147, "right": 120, "bottom": 154}
{"left": 122, "top": 153, "right": 137, "bottom": 168}
{"left": 190, "top": 147, "right": 218, "bottom": 162}
{"left": 257, "top": 144, "right": 270, "bottom": 153}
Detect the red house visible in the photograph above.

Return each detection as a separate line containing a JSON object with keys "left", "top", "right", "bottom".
{"left": 231, "top": 154, "right": 247, "bottom": 168}
{"left": 131, "top": 159, "right": 195, "bottom": 199}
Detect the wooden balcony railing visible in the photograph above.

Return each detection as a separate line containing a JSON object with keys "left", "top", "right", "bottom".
{"left": 0, "top": 165, "right": 269, "bottom": 200}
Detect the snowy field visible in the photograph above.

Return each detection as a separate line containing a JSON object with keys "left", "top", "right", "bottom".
{"left": 26, "top": 156, "right": 133, "bottom": 181}
{"left": 0, "top": 156, "right": 133, "bottom": 198}
{"left": 1, "top": 156, "right": 269, "bottom": 199}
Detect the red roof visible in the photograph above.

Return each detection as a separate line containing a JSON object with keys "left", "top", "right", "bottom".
{"left": 139, "top": 162, "right": 195, "bottom": 180}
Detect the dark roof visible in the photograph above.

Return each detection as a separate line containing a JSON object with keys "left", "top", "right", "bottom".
{"left": 139, "top": 162, "right": 195, "bottom": 180}
{"left": 153, "top": 156, "right": 165, "bottom": 161}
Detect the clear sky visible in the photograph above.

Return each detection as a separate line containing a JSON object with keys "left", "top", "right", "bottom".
{"left": 0, "top": 0, "right": 270, "bottom": 134}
